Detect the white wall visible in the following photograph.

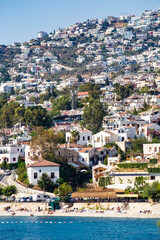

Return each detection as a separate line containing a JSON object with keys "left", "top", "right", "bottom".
{"left": 143, "top": 143, "right": 160, "bottom": 158}
{"left": 0, "top": 145, "right": 25, "bottom": 164}
{"left": 27, "top": 166, "right": 59, "bottom": 185}
{"left": 66, "top": 130, "right": 92, "bottom": 146}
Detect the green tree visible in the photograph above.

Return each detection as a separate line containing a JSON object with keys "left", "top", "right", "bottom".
{"left": 3, "top": 185, "right": 17, "bottom": 197}
{"left": 0, "top": 159, "right": 7, "bottom": 170}
{"left": 15, "top": 75, "right": 22, "bottom": 82}
{"left": 82, "top": 99, "right": 105, "bottom": 133}
{"left": 132, "top": 107, "right": 138, "bottom": 115}
{"left": 24, "top": 106, "right": 52, "bottom": 128}
{"left": 131, "top": 137, "right": 148, "bottom": 153}
{"left": 38, "top": 173, "right": 57, "bottom": 192}
{"left": 99, "top": 176, "right": 113, "bottom": 187}
{"left": 89, "top": 84, "right": 101, "bottom": 100}
{"left": 16, "top": 164, "right": 28, "bottom": 184}
{"left": 134, "top": 176, "right": 147, "bottom": 192}
{"left": 77, "top": 74, "right": 83, "bottom": 82}
{"left": 114, "top": 83, "right": 134, "bottom": 100}
{"left": 31, "top": 127, "right": 61, "bottom": 162}
{"left": 71, "top": 130, "right": 79, "bottom": 144}
{"left": 0, "top": 187, "right": 3, "bottom": 196}
{"left": 142, "top": 181, "right": 160, "bottom": 201}
{"left": 103, "top": 155, "right": 108, "bottom": 165}
{"left": 52, "top": 95, "right": 71, "bottom": 116}
{"left": 58, "top": 182, "right": 73, "bottom": 197}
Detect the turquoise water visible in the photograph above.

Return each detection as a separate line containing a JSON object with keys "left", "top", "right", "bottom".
{"left": 0, "top": 216, "right": 159, "bottom": 240}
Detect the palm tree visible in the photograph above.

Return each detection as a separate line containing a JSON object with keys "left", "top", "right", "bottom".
{"left": 71, "top": 130, "right": 79, "bottom": 145}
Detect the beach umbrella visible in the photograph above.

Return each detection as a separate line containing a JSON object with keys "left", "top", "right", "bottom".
{"left": 47, "top": 206, "right": 52, "bottom": 209}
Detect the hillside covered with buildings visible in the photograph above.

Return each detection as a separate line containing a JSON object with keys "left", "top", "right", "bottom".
{"left": 0, "top": 8, "right": 160, "bottom": 201}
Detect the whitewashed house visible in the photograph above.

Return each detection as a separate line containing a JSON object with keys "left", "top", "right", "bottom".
{"left": 89, "top": 131, "right": 118, "bottom": 148}
{"left": 139, "top": 123, "right": 160, "bottom": 140}
{"left": 77, "top": 147, "right": 107, "bottom": 167}
{"left": 143, "top": 143, "right": 160, "bottom": 159}
{"left": 113, "top": 126, "right": 136, "bottom": 141}
{"left": 27, "top": 160, "right": 60, "bottom": 185}
{"left": 66, "top": 129, "right": 92, "bottom": 146}
{"left": 0, "top": 145, "right": 25, "bottom": 165}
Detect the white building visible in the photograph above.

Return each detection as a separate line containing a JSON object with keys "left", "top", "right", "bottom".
{"left": 78, "top": 147, "right": 107, "bottom": 167}
{"left": 77, "top": 56, "right": 85, "bottom": 63}
{"left": 27, "top": 160, "right": 60, "bottom": 185}
{"left": 113, "top": 126, "right": 136, "bottom": 142}
{"left": 89, "top": 131, "right": 118, "bottom": 148}
{"left": 66, "top": 130, "right": 92, "bottom": 146}
{"left": 139, "top": 123, "right": 160, "bottom": 140}
{"left": 0, "top": 145, "right": 25, "bottom": 165}
{"left": 143, "top": 143, "right": 160, "bottom": 159}
{"left": 37, "top": 31, "right": 48, "bottom": 38}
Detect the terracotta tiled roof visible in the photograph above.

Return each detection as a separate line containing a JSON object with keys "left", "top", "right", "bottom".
{"left": 77, "top": 92, "right": 89, "bottom": 96}
{"left": 141, "top": 123, "right": 153, "bottom": 127}
{"left": 27, "top": 160, "right": 60, "bottom": 168}
{"left": 59, "top": 143, "right": 85, "bottom": 148}
{"left": 79, "top": 147, "right": 93, "bottom": 153}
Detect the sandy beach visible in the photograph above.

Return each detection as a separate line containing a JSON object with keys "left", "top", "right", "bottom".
{"left": 0, "top": 202, "right": 159, "bottom": 218}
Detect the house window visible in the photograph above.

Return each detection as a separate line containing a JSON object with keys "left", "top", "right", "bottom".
{"left": 51, "top": 172, "right": 55, "bottom": 178}
{"left": 72, "top": 158, "right": 74, "bottom": 162}
{"left": 97, "top": 137, "right": 100, "bottom": 142}
{"left": 13, "top": 157, "right": 16, "bottom": 162}
{"left": 21, "top": 149, "right": 22, "bottom": 153}
{"left": 69, "top": 152, "right": 71, "bottom": 156}
{"left": 83, "top": 136, "right": 85, "bottom": 141}
{"left": 88, "top": 136, "right": 90, "bottom": 140}
{"left": 34, "top": 173, "right": 38, "bottom": 179}
{"left": 155, "top": 147, "right": 157, "bottom": 152}
{"left": 39, "top": 170, "right": 41, "bottom": 173}
{"left": 17, "top": 148, "right": 19, "bottom": 151}
{"left": 67, "top": 137, "right": 69, "bottom": 141}
{"left": 28, "top": 152, "right": 30, "bottom": 156}
{"left": 58, "top": 151, "right": 60, "bottom": 156}
{"left": 105, "top": 137, "right": 109, "bottom": 143}
{"left": 101, "top": 151, "right": 103, "bottom": 155}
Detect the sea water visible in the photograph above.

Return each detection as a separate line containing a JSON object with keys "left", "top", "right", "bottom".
{"left": 0, "top": 216, "right": 159, "bottom": 240}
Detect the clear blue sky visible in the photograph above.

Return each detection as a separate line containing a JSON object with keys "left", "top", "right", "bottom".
{"left": 0, "top": 0, "right": 159, "bottom": 45}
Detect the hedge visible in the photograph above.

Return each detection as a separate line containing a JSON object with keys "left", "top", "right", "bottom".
{"left": 147, "top": 168, "right": 160, "bottom": 173}
{"left": 149, "top": 159, "right": 158, "bottom": 164}
{"left": 117, "top": 163, "right": 148, "bottom": 169}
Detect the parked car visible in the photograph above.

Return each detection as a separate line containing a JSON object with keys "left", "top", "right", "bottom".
{"left": 4, "top": 170, "right": 11, "bottom": 176}
{"left": 26, "top": 196, "right": 32, "bottom": 202}
{"left": 17, "top": 197, "right": 28, "bottom": 202}
{"left": 46, "top": 197, "right": 56, "bottom": 203}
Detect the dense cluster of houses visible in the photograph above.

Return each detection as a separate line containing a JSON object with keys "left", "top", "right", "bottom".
{"left": 0, "top": 8, "right": 160, "bottom": 190}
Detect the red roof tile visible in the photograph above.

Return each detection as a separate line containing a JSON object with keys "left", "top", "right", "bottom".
{"left": 27, "top": 160, "right": 60, "bottom": 168}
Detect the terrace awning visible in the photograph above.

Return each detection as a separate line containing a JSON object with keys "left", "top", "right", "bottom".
{"left": 117, "top": 194, "right": 139, "bottom": 198}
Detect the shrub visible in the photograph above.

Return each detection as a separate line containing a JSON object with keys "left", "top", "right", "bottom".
{"left": 117, "top": 163, "right": 148, "bottom": 169}
{"left": 148, "top": 168, "right": 160, "bottom": 173}
{"left": 149, "top": 159, "right": 158, "bottom": 165}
